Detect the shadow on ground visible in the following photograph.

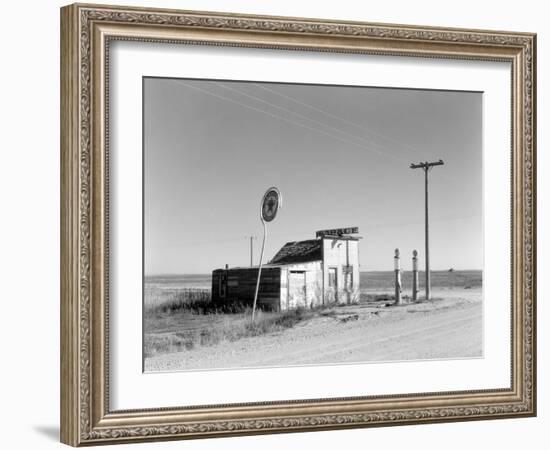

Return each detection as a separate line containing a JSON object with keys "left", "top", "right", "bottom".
{"left": 33, "top": 425, "right": 59, "bottom": 441}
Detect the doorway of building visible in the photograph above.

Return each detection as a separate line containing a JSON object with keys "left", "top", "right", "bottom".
{"left": 288, "top": 271, "right": 307, "bottom": 309}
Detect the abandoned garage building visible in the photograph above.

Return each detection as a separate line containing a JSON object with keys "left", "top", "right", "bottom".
{"left": 211, "top": 228, "right": 361, "bottom": 311}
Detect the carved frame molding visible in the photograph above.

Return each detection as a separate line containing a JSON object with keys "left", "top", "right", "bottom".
{"left": 61, "top": 3, "right": 536, "bottom": 446}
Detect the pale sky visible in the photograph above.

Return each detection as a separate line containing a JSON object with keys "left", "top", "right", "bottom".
{"left": 144, "top": 77, "right": 482, "bottom": 275}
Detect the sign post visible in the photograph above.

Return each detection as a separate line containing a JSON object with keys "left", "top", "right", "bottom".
{"left": 252, "top": 187, "right": 281, "bottom": 321}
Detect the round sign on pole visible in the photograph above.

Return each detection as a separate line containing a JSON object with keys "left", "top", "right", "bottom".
{"left": 261, "top": 187, "right": 281, "bottom": 222}
{"left": 252, "top": 187, "right": 281, "bottom": 321}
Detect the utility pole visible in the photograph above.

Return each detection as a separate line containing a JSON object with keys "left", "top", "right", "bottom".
{"left": 245, "top": 236, "right": 257, "bottom": 266}
{"left": 410, "top": 159, "right": 444, "bottom": 300}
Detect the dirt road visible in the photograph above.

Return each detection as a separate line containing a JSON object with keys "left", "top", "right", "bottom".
{"left": 145, "top": 294, "right": 482, "bottom": 372}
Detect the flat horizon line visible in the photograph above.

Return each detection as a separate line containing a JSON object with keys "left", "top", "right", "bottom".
{"left": 145, "top": 268, "right": 483, "bottom": 277}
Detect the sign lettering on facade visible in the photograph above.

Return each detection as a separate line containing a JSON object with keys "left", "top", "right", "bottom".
{"left": 316, "top": 227, "right": 359, "bottom": 238}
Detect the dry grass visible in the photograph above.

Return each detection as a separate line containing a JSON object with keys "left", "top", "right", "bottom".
{"left": 144, "top": 287, "right": 402, "bottom": 358}
{"left": 145, "top": 288, "right": 249, "bottom": 315}
{"left": 144, "top": 307, "right": 315, "bottom": 358}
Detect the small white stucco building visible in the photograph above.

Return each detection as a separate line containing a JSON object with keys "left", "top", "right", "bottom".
{"left": 211, "top": 228, "right": 361, "bottom": 311}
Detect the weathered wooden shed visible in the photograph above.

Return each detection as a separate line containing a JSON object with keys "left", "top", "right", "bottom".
{"left": 211, "top": 228, "right": 361, "bottom": 311}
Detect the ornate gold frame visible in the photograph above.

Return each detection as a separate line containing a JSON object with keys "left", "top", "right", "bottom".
{"left": 60, "top": 3, "right": 536, "bottom": 446}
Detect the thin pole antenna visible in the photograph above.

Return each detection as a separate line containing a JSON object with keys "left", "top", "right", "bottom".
{"left": 410, "top": 159, "right": 444, "bottom": 300}
{"left": 245, "top": 235, "right": 257, "bottom": 266}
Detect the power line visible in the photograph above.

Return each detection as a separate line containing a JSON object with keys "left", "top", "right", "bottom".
{"left": 172, "top": 80, "right": 404, "bottom": 163}
{"left": 214, "top": 82, "right": 407, "bottom": 163}
{"left": 253, "top": 83, "right": 420, "bottom": 156}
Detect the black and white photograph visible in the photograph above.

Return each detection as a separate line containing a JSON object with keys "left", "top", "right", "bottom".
{"left": 143, "top": 77, "right": 483, "bottom": 372}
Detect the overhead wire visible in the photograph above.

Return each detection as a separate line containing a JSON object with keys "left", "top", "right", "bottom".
{"left": 213, "top": 81, "right": 409, "bottom": 163}
{"left": 173, "top": 79, "right": 405, "bottom": 163}
{"left": 253, "top": 82, "right": 420, "bottom": 156}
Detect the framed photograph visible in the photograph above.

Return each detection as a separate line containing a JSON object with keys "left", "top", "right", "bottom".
{"left": 60, "top": 3, "right": 536, "bottom": 446}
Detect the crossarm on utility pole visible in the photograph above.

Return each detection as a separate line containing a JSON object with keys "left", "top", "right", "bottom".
{"left": 410, "top": 159, "right": 444, "bottom": 170}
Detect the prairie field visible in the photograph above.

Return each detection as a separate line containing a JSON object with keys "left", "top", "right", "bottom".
{"left": 143, "top": 270, "right": 482, "bottom": 370}
{"left": 144, "top": 292, "right": 316, "bottom": 358}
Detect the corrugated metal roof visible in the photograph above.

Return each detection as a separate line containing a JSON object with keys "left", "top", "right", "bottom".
{"left": 269, "top": 239, "right": 322, "bottom": 265}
